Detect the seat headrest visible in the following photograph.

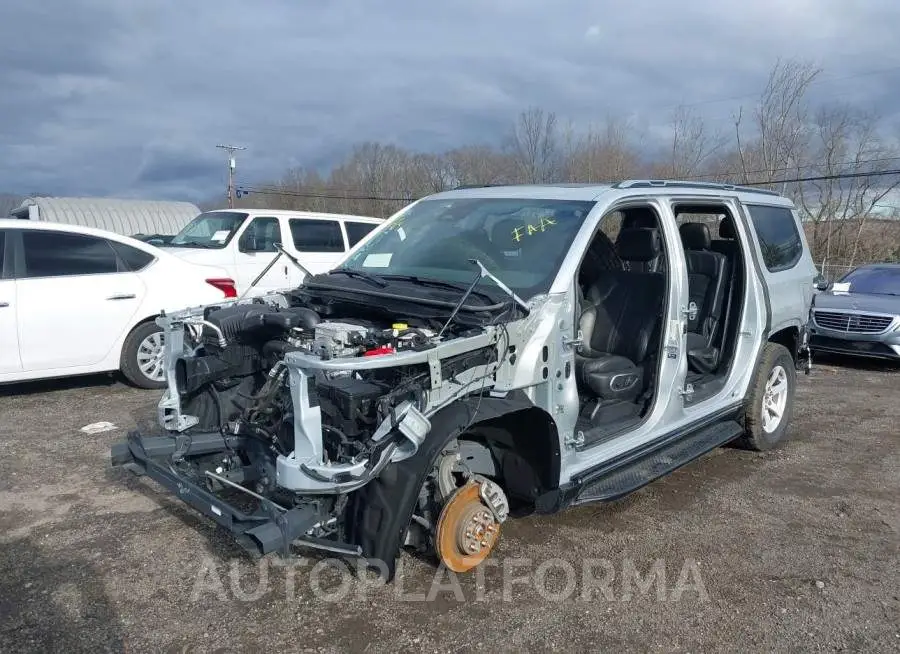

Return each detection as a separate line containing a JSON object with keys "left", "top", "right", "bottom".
{"left": 679, "top": 223, "right": 711, "bottom": 251}
{"left": 718, "top": 217, "right": 736, "bottom": 239}
{"left": 620, "top": 207, "right": 658, "bottom": 230}
{"left": 615, "top": 227, "right": 661, "bottom": 262}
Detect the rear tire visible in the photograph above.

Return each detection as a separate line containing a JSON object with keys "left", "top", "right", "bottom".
{"left": 738, "top": 342, "right": 796, "bottom": 451}
{"left": 120, "top": 321, "right": 167, "bottom": 389}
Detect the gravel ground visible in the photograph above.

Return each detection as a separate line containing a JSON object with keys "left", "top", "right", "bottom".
{"left": 0, "top": 355, "right": 898, "bottom": 653}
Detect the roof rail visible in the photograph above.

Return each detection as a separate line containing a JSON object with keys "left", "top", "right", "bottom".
{"left": 613, "top": 179, "right": 782, "bottom": 196}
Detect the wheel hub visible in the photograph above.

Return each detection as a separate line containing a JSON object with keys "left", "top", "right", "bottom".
{"left": 457, "top": 504, "right": 497, "bottom": 554}
{"left": 137, "top": 332, "right": 166, "bottom": 382}
{"left": 761, "top": 364, "right": 788, "bottom": 433}
{"left": 436, "top": 482, "right": 502, "bottom": 572}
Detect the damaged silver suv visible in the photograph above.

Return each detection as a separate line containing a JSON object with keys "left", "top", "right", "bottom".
{"left": 111, "top": 180, "right": 817, "bottom": 578}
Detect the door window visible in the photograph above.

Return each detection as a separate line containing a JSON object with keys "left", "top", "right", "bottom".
{"left": 289, "top": 219, "right": 345, "bottom": 253}
{"left": 22, "top": 231, "right": 119, "bottom": 278}
{"left": 238, "top": 217, "right": 280, "bottom": 253}
{"left": 345, "top": 221, "right": 378, "bottom": 248}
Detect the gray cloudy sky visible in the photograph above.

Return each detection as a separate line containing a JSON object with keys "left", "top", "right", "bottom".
{"left": 1, "top": 0, "right": 899, "bottom": 202}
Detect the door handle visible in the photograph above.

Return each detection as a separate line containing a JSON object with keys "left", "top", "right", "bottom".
{"left": 106, "top": 293, "right": 136, "bottom": 301}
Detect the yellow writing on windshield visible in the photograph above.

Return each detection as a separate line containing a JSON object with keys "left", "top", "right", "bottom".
{"left": 511, "top": 216, "right": 557, "bottom": 242}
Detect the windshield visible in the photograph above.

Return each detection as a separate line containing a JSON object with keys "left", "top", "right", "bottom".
{"left": 168, "top": 211, "right": 248, "bottom": 248}
{"left": 838, "top": 266, "right": 900, "bottom": 296}
{"left": 338, "top": 198, "right": 595, "bottom": 298}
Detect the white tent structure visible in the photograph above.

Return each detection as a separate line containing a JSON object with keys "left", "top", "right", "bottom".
{"left": 10, "top": 196, "right": 201, "bottom": 236}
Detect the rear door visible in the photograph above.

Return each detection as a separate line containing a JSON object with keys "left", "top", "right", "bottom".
{"left": 287, "top": 218, "right": 347, "bottom": 281}
{"left": 232, "top": 215, "right": 289, "bottom": 295}
{"left": 15, "top": 229, "right": 146, "bottom": 371}
{"left": 742, "top": 203, "right": 816, "bottom": 333}
{"left": 0, "top": 230, "right": 22, "bottom": 374}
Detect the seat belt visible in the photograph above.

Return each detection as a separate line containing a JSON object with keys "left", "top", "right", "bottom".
{"left": 714, "top": 255, "right": 738, "bottom": 369}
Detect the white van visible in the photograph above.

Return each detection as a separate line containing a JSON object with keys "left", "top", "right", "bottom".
{"left": 159, "top": 209, "right": 383, "bottom": 296}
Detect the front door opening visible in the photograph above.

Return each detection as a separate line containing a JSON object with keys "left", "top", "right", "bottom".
{"left": 573, "top": 205, "right": 670, "bottom": 447}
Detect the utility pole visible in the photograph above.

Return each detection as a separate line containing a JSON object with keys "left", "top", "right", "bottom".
{"left": 216, "top": 144, "right": 246, "bottom": 208}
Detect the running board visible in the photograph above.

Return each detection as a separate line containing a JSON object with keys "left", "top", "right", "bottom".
{"left": 572, "top": 419, "right": 744, "bottom": 505}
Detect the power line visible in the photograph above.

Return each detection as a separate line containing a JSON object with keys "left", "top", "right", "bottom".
{"left": 238, "top": 155, "right": 900, "bottom": 200}
{"left": 741, "top": 168, "right": 900, "bottom": 187}
{"left": 227, "top": 64, "right": 900, "bottom": 206}
{"left": 237, "top": 185, "right": 411, "bottom": 202}
{"left": 676, "top": 156, "right": 900, "bottom": 182}
{"left": 236, "top": 166, "right": 900, "bottom": 204}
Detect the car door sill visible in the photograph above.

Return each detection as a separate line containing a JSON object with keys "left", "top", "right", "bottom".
{"left": 535, "top": 404, "right": 743, "bottom": 513}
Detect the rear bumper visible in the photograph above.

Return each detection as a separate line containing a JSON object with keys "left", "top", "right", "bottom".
{"left": 111, "top": 430, "right": 328, "bottom": 557}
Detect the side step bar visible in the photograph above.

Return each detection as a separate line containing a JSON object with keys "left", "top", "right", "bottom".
{"left": 573, "top": 419, "right": 745, "bottom": 505}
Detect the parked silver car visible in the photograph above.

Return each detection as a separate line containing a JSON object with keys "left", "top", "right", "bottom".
{"left": 810, "top": 263, "right": 900, "bottom": 361}
{"left": 111, "top": 180, "right": 818, "bottom": 578}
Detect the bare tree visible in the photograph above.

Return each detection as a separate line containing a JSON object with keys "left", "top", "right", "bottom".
{"left": 664, "top": 105, "right": 726, "bottom": 179}
{"left": 236, "top": 79, "right": 897, "bottom": 270}
{"left": 563, "top": 116, "right": 643, "bottom": 182}
{"left": 327, "top": 143, "right": 410, "bottom": 216}
{"left": 507, "top": 107, "right": 559, "bottom": 183}
{"left": 408, "top": 153, "right": 453, "bottom": 195}
{"left": 733, "top": 58, "right": 821, "bottom": 187}
{"left": 446, "top": 145, "right": 514, "bottom": 187}
{"left": 796, "top": 105, "right": 900, "bottom": 267}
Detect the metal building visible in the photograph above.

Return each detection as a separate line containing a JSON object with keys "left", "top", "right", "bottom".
{"left": 9, "top": 196, "right": 201, "bottom": 237}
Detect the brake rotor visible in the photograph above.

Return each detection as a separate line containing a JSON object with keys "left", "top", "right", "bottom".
{"left": 435, "top": 481, "right": 501, "bottom": 572}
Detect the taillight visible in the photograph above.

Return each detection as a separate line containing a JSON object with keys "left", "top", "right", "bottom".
{"left": 206, "top": 277, "right": 237, "bottom": 298}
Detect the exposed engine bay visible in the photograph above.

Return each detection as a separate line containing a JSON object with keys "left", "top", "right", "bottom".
{"left": 111, "top": 276, "right": 552, "bottom": 571}
{"left": 164, "top": 297, "right": 501, "bottom": 488}
{"left": 161, "top": 296, "right": 497, "bottom": 476}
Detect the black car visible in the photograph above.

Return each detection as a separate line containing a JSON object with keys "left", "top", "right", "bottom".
{"left": 809, "top": 263, "right": 900, "bottom": 361}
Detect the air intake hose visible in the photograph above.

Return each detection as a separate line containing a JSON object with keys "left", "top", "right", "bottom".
{"left": 175, "top": 355, "right": 235, "bottom": 395}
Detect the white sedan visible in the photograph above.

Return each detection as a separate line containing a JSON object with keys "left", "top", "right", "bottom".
{"left": 0, "top": 219, "right": 238, "bottom": 389}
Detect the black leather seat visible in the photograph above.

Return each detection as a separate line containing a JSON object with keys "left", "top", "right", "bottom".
{"left": 679, "top": 223, "right": 729, "bottom": 374}
{"left": 576, "top": 228, "right": 666, "bottom": 403}
{"left": 577, "top": 230, "right": 622, "bottom": 309}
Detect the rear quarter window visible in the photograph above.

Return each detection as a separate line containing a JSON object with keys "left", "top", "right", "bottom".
{"left": 745, "top": 204, "right": 803, "bottom": 272}
{"left": 345, "top": 221, "right": 378, "bottom": 248}
{"left": 109, "top": 240, "right": 156, "bottom": 271}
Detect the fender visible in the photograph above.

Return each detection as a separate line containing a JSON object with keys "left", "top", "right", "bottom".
{"left": 345, "top": 390, "right": 554, "bottom": 580}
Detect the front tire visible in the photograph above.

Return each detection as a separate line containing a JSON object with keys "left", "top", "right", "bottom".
{"left": 739, "top": 342, "right": 796, "bottom": 451}
{"left": 120, "top": 321, "right": 167, "bottom": 389}
{"left": 345, "top": 402, "right": 499, "bottom": 580}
